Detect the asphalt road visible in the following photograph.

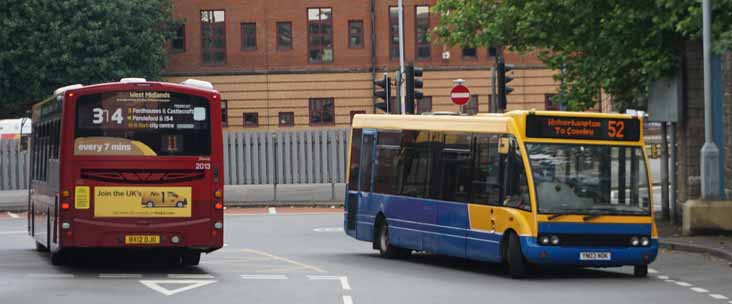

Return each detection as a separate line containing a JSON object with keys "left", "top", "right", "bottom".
{"left": 0, "top": 211, "right": 730, "bottom": 304}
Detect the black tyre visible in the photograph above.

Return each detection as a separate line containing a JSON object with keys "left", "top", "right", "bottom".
{"left": 50, "top": 250, "right": 67, "bottom": 266}
{"left": 506, "top": 232, "right": 528, "bottom": 279}
{"left": 634, "top": 265, "right": 648, "bottom": 278}
{"left": 35, "top": 241, "right": 49, "bottom": 252}
{"left": 375, "top": 220, "right": 410, "bottom": 259}
{"left": 182, "top": 252, "right": 201, "bottom": 266}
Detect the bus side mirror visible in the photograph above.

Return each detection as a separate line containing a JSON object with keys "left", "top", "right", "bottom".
{"left": 498, "top": 138, "right": 509, "bottom": 154}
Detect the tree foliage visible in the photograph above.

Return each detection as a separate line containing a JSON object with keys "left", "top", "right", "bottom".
{"left": 0, "top": 0, "right": 177, "bottom": 118}
{"left": 433, "top": 0, "right": 732, "bottom": 111}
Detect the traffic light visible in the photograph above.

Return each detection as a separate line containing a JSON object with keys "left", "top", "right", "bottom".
{"left": 497, "top": 61, "right": 515, "bottom": 111}
{"left": 405, "top": 64, "right": 423, "bottom": 114}
{"left": 374, "top": 73, "right": 391, "bottom": 113}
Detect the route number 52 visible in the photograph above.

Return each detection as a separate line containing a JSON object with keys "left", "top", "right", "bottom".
{"left": 608, "top": 120, "right": 625, "bottom": 139}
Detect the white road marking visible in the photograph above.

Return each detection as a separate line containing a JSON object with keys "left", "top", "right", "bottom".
{"left": 27, "top": 273, "right": 74, "bottom": 279}
{"left": 268, "top": 207, "right": 277, "bottom": 214}
{"left": 657, "top": 275, "right": 669, "bottom": 280}
{"left": 242, "top": 248, "right": 326, "bottom": 273}
{"left": 306, "top": 275, "right": 351, "bottom": 290}
{"left": 240, "top": 274, "right": 288, "bottom": 280}
{"left": 648, "top": 268, "right": 658, "bottom": 274}
{"left": 313, "top": 227, "right": 344, "bottom": 232}
{"left": 99, "top": 274, "right": 142, "bottom": 279}
{"left": 710, "top": 294, "right": 729, "bottom": 300}
{"left": 343, "top": 295, "right": 354, "bottom": 304}
{"left": 139, "top": 280, "right": 216, "bottom": 296}
{"left": 675, "top": 281, "right": 692, "bottom": 287}
{"left": 168, "top": 274, "right": 215, "bottom": 279}
{"left": 0, "top": 231, "right": 25, "bottom": 235}
{"left": 6, "top": 212, "right": 19, "bottom": 218}
{"left": 691, "top": 287, "right": 709, "bottom": 293}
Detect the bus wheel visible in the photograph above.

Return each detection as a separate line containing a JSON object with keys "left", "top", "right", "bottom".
{"left": 506, "top": 232, "right": 528, "bottom": 279}
{"left": 35, "top": 241, "right": 49, "bottom": 252}
{"left": 633, "top": 265, "right": 648, "bottom": 278}
{"left": 376, "top": 221, "right": 410, "bottom": 259}
{"left": 182, "top": 252, "right": 201, "bottom": 266}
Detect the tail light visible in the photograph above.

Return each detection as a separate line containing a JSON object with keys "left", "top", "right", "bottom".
{"left": 214, "top": 202, "right": 223, "bottom": 210}
{"left": 61, "top": 202, "right": 71, "bottom": 210}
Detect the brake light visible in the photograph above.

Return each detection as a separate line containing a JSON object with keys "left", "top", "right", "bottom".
{"left": 214, "top": 202, "right": 223, "bottom": 210}
{"left": 61, "top": 202, "right": 71, "bottom": 210}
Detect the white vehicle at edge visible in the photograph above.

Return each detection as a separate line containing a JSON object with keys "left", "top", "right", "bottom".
{"left": 0, "top": 118, "right": 32, "bottom": 140}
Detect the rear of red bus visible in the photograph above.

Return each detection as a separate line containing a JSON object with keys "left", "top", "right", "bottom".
{"left": 54, "top": 80, "right": 224, "bottom": 265}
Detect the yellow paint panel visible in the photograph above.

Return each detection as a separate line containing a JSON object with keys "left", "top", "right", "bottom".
{"left": 74, "top": 186, "right": 90, "bottom": 210}
{"left": 94, "top": 187, "right": 191, "bottom": 218}
{"left": 467, "top": 204, "right": 536, "bottom": 236}
{"left": 535, "top": 215, "right": 654, "bottom": 224}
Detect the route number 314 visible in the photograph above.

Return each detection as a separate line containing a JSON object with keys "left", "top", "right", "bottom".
{"left": 607, "top": 120, "right": 625, "bottom": 139}
{"left": 92, "top": 108, "right": 124, "bottom": 125}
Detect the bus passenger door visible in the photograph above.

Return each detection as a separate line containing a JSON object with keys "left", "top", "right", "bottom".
{"left": 355, "top": 130, "right": 377, "bottom": 241}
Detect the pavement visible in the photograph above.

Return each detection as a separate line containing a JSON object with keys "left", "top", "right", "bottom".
{"left": 1, "top": 210, "right": 732, "bottom": 303}
{"left": 656, "top": 219, "right": 732, "bottom": 264}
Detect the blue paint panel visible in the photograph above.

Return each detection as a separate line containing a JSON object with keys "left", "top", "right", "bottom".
{"left": 436, "top": 202, "right": 467, "bottom": 257}
{"left": 521, "top": 237, "right": 659, "bottom": 267}
{"left": 538, "top": 222, "right": 652, "bottom": 235}
{"left": 466, "top": 229, "right": 502, "bottom": 262}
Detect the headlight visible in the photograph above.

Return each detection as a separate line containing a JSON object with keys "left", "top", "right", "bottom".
{"left": 550, "top": 235, "right": 560, "bottom": 245}
{"left": 539, "top": 235, "right": 550, "bottom": 245}
{"left": 640, "top": 236, "right": 650, "bottom": 247}
{"left": 630, "top": 236, "right": 640, "bottom": 246}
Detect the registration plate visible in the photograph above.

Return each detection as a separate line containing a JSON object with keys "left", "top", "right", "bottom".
{"left": 580, "top": 252, "right": 611, "bottom": 260}
{"left": 124, "top": 235, "right": 160, "bottom": 245}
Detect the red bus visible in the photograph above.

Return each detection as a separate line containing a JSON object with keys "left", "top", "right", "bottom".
{"left": 28, "top": 78, "right": 224, "bottom": 266}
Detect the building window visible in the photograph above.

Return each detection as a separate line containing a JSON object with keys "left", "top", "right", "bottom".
{"left": 277, "top": 22, "right": 292, "bottom": 50}
{"left": 415, "top": 6, "right": 430, "bottom": 60}
{"left": 279, "top": 112, "right": 294, "bottom": 127}
{"left": 389, "top": 6, "right": 400, "bottom": 60}
{"left": 462, "top": 47, "right": 477, "bottom": 59}
{"left": 241, "top": 22, "right": 256, "bottom": 50}
{"left": 416, "top": 96, "right": 432, "bottom": 114}
{"left": 172, "top": 24, "right": 186, "bottom": 52}
{"left": 348, "top": 20, "right": 364, "bottom": 49}
{"left": 350, "top": 110, "right": 366, "bottom": 123}
{"left": 201, "top": 10, "right": 226, "bottom": 64}
{"left": 465, "top": 95, "right": 479, "bottom": 114}
{"left": 308, "top": 8, "right": 333, "bottom": 63}
{"left": 243, "top": 112, "right": 259, "bottom": 127}
{"left": 221, "top": 100, "right": 228, "bottom": 127}
{"left": 545, "top": 94, "right": 560, "bottom": 110}
{"left": 309, "top": 98, "right": 335, "bottom": 125}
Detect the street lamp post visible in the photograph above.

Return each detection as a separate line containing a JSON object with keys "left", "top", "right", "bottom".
{"left": 700, "top": 0, "right": 720, "bottom": 200}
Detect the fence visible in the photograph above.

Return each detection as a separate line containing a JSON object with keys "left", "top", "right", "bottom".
{"left": 0, "top": 140, "right": 29, "bottom": 191}
{"left": 223, "top": 128, "right": 350, "bottom": 185}
{"left": 0, "top": 129, "right": 351, "bottom": 191}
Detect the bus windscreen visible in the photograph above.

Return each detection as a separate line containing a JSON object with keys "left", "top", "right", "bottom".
{"left": 74, "top": 91, "right": 211, "bottom": 156}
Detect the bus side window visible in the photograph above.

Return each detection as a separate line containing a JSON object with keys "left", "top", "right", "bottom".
{"left": 503, "top": 139, "right": 531, "bottom": 211}
{"left": 471, "top": 135, "right": 501, "bottom": 205}
{"left": 347, "top": 129, "right": 362, "bottom": 191}
{"left": 374, "top": 131, "right": 401, "bottom": 195}
{"left": 439, "top": 133, "right": 472, "bottom": 203}
{"left": 399, "top": 130, "right": 430, "bottom": 198}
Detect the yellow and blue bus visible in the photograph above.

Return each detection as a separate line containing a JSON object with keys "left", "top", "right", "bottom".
{"left": 344, "top": 111, "right": 657, "bottom": 278}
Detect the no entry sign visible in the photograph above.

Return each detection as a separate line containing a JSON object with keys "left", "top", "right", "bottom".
{"left": 450, "top": 84, "right": 471, "bottom": 105}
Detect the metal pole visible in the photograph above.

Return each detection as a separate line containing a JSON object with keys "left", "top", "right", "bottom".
{"left": 700, "top": 0, "right": 720, "bottom": 199}
{"left": 491, "top": 66, "right": 497, "bottom": 113}
{"left": 398, "top": 0, "right": 406, "bottom": 115}
{"left": 671, "top": 122, "right": 680, "bottom": 224}
{"left": 395, "top": 71, "right": 402, "bottom": 114}
{"left": 661, "top": 122, "right": 670, "bottom": 220}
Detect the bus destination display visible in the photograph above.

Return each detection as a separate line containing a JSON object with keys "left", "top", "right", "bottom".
{"left": 76, "top": 91, "right": 208, "bottom": 131}
{"left": 525, "top": 114, "right": 640, "bottom": 141}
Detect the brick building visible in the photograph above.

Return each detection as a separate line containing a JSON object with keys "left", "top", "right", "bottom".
{"left": 164, "top": 0, "right": 563, "bottom": 130}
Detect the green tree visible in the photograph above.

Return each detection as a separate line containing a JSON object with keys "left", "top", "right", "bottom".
{"left": 0, "top": 0, "right": 178, "bottom": 118}
{"left": 433, "top": 0, "right": 732, "bottom": 111}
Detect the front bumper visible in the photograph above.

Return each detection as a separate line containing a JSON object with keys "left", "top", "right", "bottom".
{"left": 521, "top": 237, "right": 658, "bottom": 267}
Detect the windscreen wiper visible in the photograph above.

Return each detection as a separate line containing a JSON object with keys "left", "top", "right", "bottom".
{"left": 547, "top": 213, "right": 572, "bottom": 220}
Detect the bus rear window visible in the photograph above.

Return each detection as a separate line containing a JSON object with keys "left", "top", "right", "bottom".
{"left": 74, "top": 91, "right": 211, "bottom": 156}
